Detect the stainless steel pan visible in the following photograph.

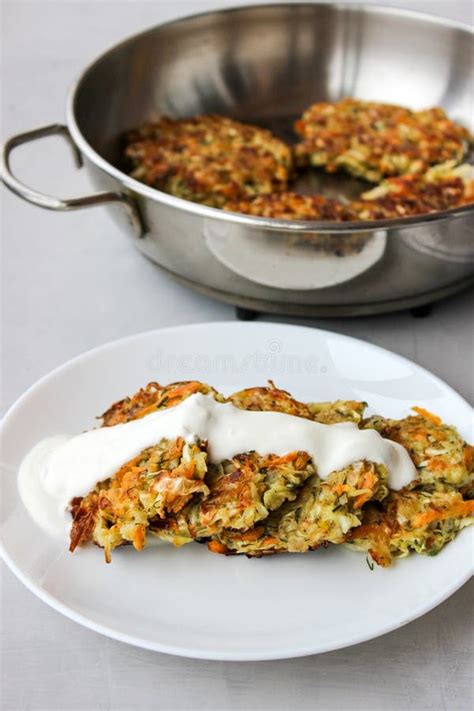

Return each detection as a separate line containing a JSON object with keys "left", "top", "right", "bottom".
{"left": 2, "top": 3, "right": 473, "bottom": 316}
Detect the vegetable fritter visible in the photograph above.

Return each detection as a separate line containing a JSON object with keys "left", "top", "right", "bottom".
{"left": 306, "top": 399, "right": 367, "bottom": 425}
{"left": 363, "top": 407, "right": 473, "bottom": 490}
{"left": 224, "top": 164, "right": 474, "bottom": 222}
{"left": 347, "top": 488, "right": 474, "bottom": 566}
{"left": 224, "top": 192, "right": 354, "bottom": 221}
{"left": 72, "top": 446, "right": 315, "bottom": 560}
{"left": 69, "top": 437, "right": 209, "bottom": 562}
{"left": 124, "top": 115, "right": 292, "bottom": 207}
{"left": 151, "top": 450, "right": 316, "bottom": 545}
{"left": 200, "top": 451, "right": 314, "bottom": 531}
{"left": 101, "top": 380, "right": 224, "bottom": 426}
{"left": 352, "top": 162, "right": 474, "bottom": 220}
{"left": 294, "top": 98, "right": 471, "bottom": 182}
{"left": 211, "top": 460, "right": 389, "bottom": 556}
{"left": 229, "top": 382, "right": 367, "bottom": 424}
{"left": 346, "top": 406, "right": 474, "bottom": 566}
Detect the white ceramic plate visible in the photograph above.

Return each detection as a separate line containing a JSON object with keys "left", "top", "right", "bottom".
{"left": 1, "top": 322, "right": 472, "bottom": 660}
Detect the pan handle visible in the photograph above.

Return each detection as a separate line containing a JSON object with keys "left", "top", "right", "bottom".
{"left": 1, "top": 124, "right": 145, "bottom": 237}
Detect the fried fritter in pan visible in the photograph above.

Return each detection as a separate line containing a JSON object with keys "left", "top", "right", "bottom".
{"left": 223, "top": 192, "right": 354, "bottom": 220}
{"left": 224, "top": 164, "right": 474, "bottom": 221}
{"left": 353, "top": 162, "right": 474, "bottom": 220}
{"left": 294, "top": 98, "right": 471, "bottom": 182}
{"left": 124, "top": 115, "right": 292, "bottom": 207}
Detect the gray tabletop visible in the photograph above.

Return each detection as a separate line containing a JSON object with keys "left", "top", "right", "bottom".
{"left": 2, "top": 1, "right": 473, "bottom": 709}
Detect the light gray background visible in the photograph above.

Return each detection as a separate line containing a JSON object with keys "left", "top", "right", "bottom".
{"left": 1, "top": 1, "right": 473, "bottom": 709}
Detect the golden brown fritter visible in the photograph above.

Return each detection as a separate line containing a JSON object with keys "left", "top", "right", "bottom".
{"left": 211, "top": 460, "right": 389, "bottom": 556}
{"left": 352, "top": 162, "right": 474, "bottom": 219}
{"left": 228, "top": 382, "right": 315, "bottom": 418}
{"left": 151, "top": 450, "right": 316, "bottom": 545}
{"left": 346, "top": 488, "right": 474, "bottom": 567}
{"left": 224, "top": 192, "right": 354, "bottom": 220}
{"left": 201, "top": 451, "right": 315, "bottom": 531}
{"left": 69, "top": 437, "right": 209, "bottom": 562}
{"left": 306, "top": 400, "right": 367, "bottom": 425}
{"left": 124, "top": 115, "right": 292, "bottom": 207}
{"left": 294, "top": 98, "right": 471, "bottom": 182}
{"left": 101, "top": 381, "right": 224, "bottom": 426}
{"left": 224, "top": 165, "right": 473, "bottom": 222}
{"left": 228, "top": 382, "right": 366, "bottom": 424}
{"left": 363, "top": 407, "right": 473, "bottom": 490}
{"left": 342, "top": 406, "right": 474, "bottom": 566}
{"left": 223, "top": 193, "right": 373, "bottom": 255}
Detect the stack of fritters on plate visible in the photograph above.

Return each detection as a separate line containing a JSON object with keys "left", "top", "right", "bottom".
{"left": 69, "top": 380, "right": 473, "bottom": 566}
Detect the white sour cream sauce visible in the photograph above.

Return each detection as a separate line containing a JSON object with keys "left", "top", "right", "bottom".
{"left": 18, "top": 393, "right": 416, "bottom": 537}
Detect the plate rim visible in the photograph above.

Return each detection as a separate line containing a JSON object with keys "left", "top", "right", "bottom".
{"left": 1, "top": 320, "right": 473, "bottom": 660}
